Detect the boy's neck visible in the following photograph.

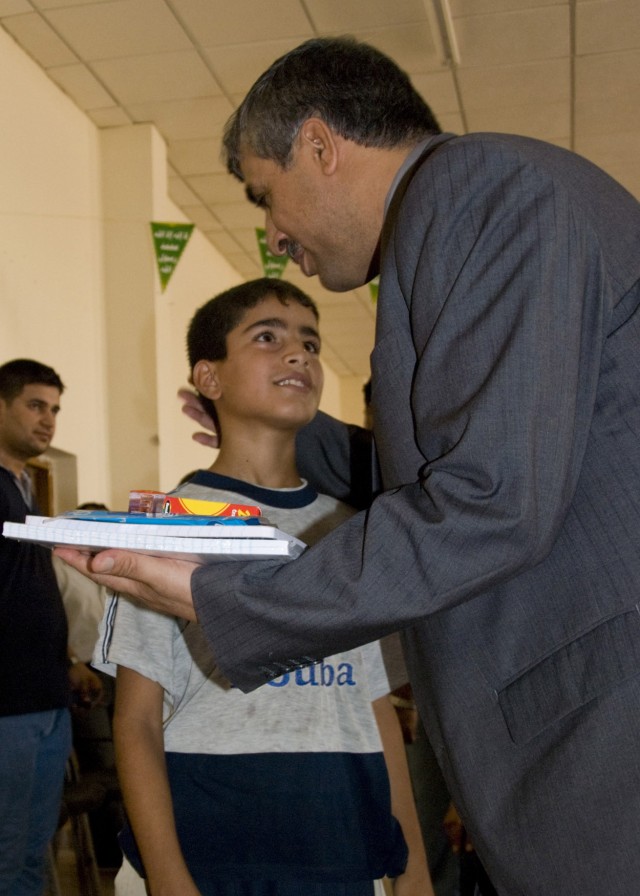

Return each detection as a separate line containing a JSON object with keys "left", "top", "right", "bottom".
{"left": 208, "top": 425, "right": 302, "bottom": 490}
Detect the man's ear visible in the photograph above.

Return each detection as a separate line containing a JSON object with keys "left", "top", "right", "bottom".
{"left": 298, "top": 118, "right": 339, "bottom": 175}
{"left": 192, "top": 359, "right": 222, "bottom": 401}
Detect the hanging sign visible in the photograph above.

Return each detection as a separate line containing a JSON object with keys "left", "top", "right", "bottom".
{"left": 256, "top": 227, "right": 289, "bottom": 278}
{"left": 150, "top": 222, "right": 194, "bottom": 292}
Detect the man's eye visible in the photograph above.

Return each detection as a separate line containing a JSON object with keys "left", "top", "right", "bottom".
{"left": 305, "top": 341, "right": 320, "bottom": 354}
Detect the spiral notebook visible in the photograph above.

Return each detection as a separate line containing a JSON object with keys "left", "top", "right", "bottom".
{"left": 3, "top": 514, "right": 306, "bottom": 563}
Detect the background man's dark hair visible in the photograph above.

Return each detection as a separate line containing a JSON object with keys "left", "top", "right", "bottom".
{"left": 223, "top": 36, "right": 441, "bottom": 179}
{"left": 0, "top": 359, "right": 65, "bottom": 402}
{"left": 186, "top": 277, "right": 319, "bottom": 432}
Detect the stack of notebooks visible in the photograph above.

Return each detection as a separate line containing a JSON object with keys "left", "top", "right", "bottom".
{"left": 3, "top": 509, "right": 306, "bottom": 564}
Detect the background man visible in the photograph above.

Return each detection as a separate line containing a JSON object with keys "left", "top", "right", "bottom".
{"left": 0, "top": 358, "right": 99, "bottom": 894}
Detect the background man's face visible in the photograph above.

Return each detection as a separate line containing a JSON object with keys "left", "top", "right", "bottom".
{"left": 0, "top": 383, "right": 61, "bottom": 462}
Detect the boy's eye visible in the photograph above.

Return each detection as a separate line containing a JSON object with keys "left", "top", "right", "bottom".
{"left": 255, "top": 331, "right": 276, "bottom": 343}
{"left": 304, "top": 341, "right": 320, "bottom": 354}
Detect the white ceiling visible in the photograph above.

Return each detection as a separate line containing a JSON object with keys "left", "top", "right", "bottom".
{"left": 1, "top": 0, "right": 639, "bottom": 378}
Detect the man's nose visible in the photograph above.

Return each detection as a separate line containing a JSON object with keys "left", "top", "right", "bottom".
{"left": 266, "top": 216, "right": 288, "bottom": 257}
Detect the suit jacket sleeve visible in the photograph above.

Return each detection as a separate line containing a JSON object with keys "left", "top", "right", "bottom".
{"left": 192, "top": 135, "right": 640, "bottom": 693}
{"left": 295, "top": 410, "right": 376, "bottom": 510}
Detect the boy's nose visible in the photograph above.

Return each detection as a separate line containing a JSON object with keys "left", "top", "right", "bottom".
{"left": 285, "top": 346, "right": 309, "bottom": 366}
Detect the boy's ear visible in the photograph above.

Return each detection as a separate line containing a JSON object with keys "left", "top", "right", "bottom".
{"left": 192, "top": 359, "right": 222, "bottom": 401}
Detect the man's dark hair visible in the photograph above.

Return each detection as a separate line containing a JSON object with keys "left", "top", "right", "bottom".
{"left": 223, "top": 36, "right": 441, "bottom": 179}
{"left": 187, "top": 277, "right": 319, "bottom": 432}
{"left": 0, "top": 358, "right": 65, "bottom": 402}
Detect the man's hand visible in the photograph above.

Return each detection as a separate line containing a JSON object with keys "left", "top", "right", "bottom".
{"left": 54, "top": 548, "right": 199, "bottom": 621}
{"left": 178, "top": 387, "right": 219, "bottom": 449}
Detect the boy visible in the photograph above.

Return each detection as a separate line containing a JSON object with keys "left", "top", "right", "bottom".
{"left": 95, "top": 278, "right": 431, "bottom": 896}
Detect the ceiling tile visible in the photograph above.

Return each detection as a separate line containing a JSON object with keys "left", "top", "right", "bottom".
{"left": 222, "top": 252, "right": 262, "bottom": 278}
{"left": 411, "top": 68, "right": 460, "bottom": 116}
{"left": 125, "top": 94, "right": 234, "bottom": 141}
{"left": 46, "top": 62, "right": 116, "bottom": 107}
{"left": 437, "top": 110, "right": 466, "bottom": 134}
{"left": 167, "top": 138, "right": 222, "bottom": 175}
{"left": 458, "top": 58, "right": 570, "bottom": 110}
{"left": 92, "top": 49, "right": 221, "bottom": 105}
{"left": 575, "top": 94, "right": 640, "bottom": 139}
{"left": 454, "top": 7, "right": 569, "bottom": 68}
{"left": 170, "top": 0, "right": 314, "bottom": 46}
{"left": 351, "top": 22, "right": 441, "bottom": 73}
{"left": 213, "top": 200, "right": 263, "bottom": 231}
{"left": 575, "top": 49, "right": 640, "bottom": 104}
{"left": 450, "top": 0, "right": 565, "bottom": 13}
{"left": 576, "top": 132, "right": 640, "bottom": 199}
{"left": 230, "top": 227, "right": 265, "bottom": 256}
{"left": 1, "top": 11, "right": 78, "bottom": 66}
{"left": 86, "top": 105, "right": 131, "bottom": 126}
{"left": 466, "top": 99, "right": 570, "bottom": 143}
{"left": 43, "top": 0, "right": 192, "bottom": 60}
{"left": 178, "top": 204, "right": 220, "bottom": 231}
{"left": 576, "top": 0, "right": 640, "bottom": 55}
{"left": 32, "top": 0, "right": 115, "bottom": 7}
{"left": 0, "top": 0, "right": 32, "bottom": 14}
{"left": 167, "top": 174, "right": 202, "bottom": 206}
{"left": 185, "top": 171, "right": 245, "bottom": 204}
{"left": 206, "top": 230, "right": 245, "bottom": 255}
{"left": 304, "top": 0, "right": 426, "bottom": 31}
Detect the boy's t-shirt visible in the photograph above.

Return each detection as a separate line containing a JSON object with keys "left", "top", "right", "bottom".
{"left": 94, "top": 471, "right": 408, "bottom": 886}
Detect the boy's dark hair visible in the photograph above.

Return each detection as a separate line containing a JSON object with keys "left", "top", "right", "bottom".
{"left": 187, "top": 278, "right": 319, "bottom": 433}
{"left": 0, "top": 358, "right": 65, "bottom": 402}
{"left": 223, "top": 36, "right": 441, "bottom": 179}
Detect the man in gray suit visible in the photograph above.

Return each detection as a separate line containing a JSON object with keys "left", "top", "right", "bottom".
{"left": 58, "top": 38, "right": 640, "bottom": 895}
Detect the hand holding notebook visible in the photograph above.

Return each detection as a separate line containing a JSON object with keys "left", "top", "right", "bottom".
{"left": 54, "top": 544, "right": 201, "bottom": 622}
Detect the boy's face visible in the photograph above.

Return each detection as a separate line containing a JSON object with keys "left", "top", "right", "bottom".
{"left": 203, "top": 294, "right": 323, "bottom": 433}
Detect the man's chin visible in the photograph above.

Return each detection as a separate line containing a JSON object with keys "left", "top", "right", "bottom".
{"left": 316, "top": 255, "right": 379, "bottom": 294}
{"left": 318, "top": 270, "right": 370, "bottom": 293}
{"left": 32, "top": 440, "right": 51, "bottom": 455}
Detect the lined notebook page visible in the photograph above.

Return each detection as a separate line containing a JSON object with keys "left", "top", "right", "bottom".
{"left": 3, "top": 515, "right": 305, "bottom": 564}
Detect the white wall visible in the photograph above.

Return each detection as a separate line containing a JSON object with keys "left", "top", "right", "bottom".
{"left": 0, "top": 26, "right": 110, "bottom": 503}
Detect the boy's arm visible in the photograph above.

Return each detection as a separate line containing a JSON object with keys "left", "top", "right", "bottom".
{"left": 113, "top": 666, "right": 201, "bottom": 896}
{"left": 373, "top": 694, "right": 435, "bottom": 896}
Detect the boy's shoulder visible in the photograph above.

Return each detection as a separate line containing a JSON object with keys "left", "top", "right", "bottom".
{"left": 172, "top": 471, "right": 356, "bottom": 546}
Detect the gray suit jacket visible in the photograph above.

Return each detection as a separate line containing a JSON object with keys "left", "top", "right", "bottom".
{"left": 193, "top": 133, "right": 640, "bottom": 894}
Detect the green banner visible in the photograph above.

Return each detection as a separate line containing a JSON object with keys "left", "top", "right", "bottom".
{"left": 150, "top": 222, "right": 194, "bottom": 292}
{"left": 368, "top": 276, "right": 379, "bottom": 304}
{"left": 256, "top": 228, "right": 289, "bottom": 278}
